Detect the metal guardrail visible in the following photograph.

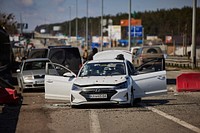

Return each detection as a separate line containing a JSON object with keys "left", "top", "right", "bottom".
{"left": 165, "top": 57, "right": 200, "bottom": 68}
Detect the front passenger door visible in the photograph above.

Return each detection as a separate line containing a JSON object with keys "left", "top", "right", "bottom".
{"left": 130, "top": 59, "right": 167, "bottom": 98}
{"left": 45, "top": 63, "right": 76, "bottom": 101}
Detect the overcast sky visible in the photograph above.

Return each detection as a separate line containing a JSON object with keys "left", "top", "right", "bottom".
{"left": 1, "top": 0, "right": 199, "bottom": 31}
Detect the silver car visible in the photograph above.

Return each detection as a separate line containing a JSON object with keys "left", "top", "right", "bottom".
{"left": 17, "top": 58, "right": 51, "bottom": 92}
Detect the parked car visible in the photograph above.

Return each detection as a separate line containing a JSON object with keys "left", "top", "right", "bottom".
{"left": 0, "top": 26, "right": 13, "bottom": 83}
{"left": 133, "top": 46, "right": 165, "bottom": 71}
{"left": 16, "top": 58, "right": 51, "bottom": 92}
{"left": 44, "top": 50, "right": 167, "bottom": 107}
{"left": 0, "top": 77, "right": 20, "bottom": 104}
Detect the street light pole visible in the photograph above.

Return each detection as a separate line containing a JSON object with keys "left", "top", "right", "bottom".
{"left": 191, "top": 0, "right": 197, "bottom": 69}
{"left": 76, "top": 0, "right": 78, "bottom": 41}
{"left": 86, "top": 0, "right": 89, "bottom": 50}
{"left": 100, "top": 0, "right": 104, "bottom": 51}
{"left": 128, "top": 0, "right": 131, "bottom": 51}
{"left": 69, "top": 6, "right": 71, "bottom": 38}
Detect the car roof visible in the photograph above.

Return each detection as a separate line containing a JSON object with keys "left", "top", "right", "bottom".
{"left": 87, "top": 59, "right": 124, "bottom": 64}
{"left": 93, "top": 50, "right": 132, "bottom": 62}
{"left": 24, "top": 58, "right": 50, "bottom": 62}
{"left": 140, "top": 46, "right": 161, "bottom": 48}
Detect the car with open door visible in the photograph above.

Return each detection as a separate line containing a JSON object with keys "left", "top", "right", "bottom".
{"left": 44, "top": 50, "right": 167, "bottom": 107}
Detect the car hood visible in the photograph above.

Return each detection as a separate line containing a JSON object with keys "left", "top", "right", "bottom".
{"left": 74, "top": 75, "right": 127, "bottom": 86}
{"left": 22, "top": 70, "right": 46, "bottom": 76}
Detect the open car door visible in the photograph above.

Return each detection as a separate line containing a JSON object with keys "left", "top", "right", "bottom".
{"left": 45, "top": 62, "right": 76, "bottom": 101}
{"left": 131, "top": 58, "right": 167, "bottom": 98}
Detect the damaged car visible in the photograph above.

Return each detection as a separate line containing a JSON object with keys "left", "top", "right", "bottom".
{"left": 44, "top": 50, "right": 167, "bottom": 107}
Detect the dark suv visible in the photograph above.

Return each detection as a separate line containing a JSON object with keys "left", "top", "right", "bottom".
{"left": 133, "top": 46, "right": 164, "bottom": 71}
{"left": 48, "top": 46, "right": 82, "bottom": 74}
{"left": 27, "top": 46, "right": 82, "bottom": 74}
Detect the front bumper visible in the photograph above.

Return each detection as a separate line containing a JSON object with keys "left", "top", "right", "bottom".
{"left": 71, "top": 88, "right": 130, "bottom": 106}
{"left": 22, "top": 79, "right": 44, "bottom": 89}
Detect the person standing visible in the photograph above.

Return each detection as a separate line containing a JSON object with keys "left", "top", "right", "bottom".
{"left": 87, "top": 48, "right": 98, "bottom": 61}
{"left": 82, "top": 48, "right": 88, "bottom": 63}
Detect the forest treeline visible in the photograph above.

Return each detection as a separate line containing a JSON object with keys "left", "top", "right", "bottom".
{"left": 35, "top": 6, "right": 200, "bottom": 40}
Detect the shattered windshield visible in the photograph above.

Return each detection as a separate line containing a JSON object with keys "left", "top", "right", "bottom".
{"left": 79, "top": 62, "right": 126, "bottom": 77}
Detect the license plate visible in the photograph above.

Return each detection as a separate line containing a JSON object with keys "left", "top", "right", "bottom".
{"left": 89, "top": 94, "right": 107, "bottom": 99}
{"left": 36, "top": 81, "right": 44, "bottom": 84}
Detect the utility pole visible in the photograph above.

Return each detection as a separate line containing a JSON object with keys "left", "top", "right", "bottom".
{"left": 20, "top": 13, "right": 23, "bottom": 35}
{"left": 191, "top": 0, "right": 197, "bottom": 69}
{"left": 69, "top": 6, "right": 71, "bottom": 38}
{"left": 100, "top": 0, "right": 104, "bottom": 51}
{"left": 86, "top": 0, "right": 89, "bottom": 50}
{"left": 76, "top": 0, "right": 78, "bottom": 42}
{"left": 128, "top": 0, "right": 131, "bottom": 51}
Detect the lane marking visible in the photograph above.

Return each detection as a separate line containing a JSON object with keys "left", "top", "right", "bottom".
{"left": 89, "top": 110, "right": 101, "bottom": 133}
{"left": 140, "top": 103, "right": 200, "bottom": 133}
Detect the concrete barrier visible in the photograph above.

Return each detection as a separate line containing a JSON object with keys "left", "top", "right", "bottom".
{"left": 176, "top": 73, "right": 200, "bottom": 92}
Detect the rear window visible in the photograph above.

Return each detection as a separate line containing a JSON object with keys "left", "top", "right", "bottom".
{"left": 27, "top": 49, "right": 48, "bottom": 59}
{"left": 48, "top": 47, "right": 81, "bottom": 74}
{"left": 143, "top": 47, "right": 162, "bottom": 54}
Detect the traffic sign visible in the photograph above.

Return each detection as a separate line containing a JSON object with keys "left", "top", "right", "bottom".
{"left": 126, "top": 26, "right": 143, "bottom": 37}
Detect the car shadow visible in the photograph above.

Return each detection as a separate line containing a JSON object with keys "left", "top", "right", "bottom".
{"left": 23, "top": 88, "right": 45, "bottom": 93}
{"left": 0, "top": 96, "right": 23, "bottom": 133}
{"left": 71, "top": 99, "right": 172, "bottom": 109}
{"left": 141, "top": 99, "right": 174, "bottom": 106}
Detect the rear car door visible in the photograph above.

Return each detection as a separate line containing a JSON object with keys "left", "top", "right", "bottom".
{"left": 128, "top": 59, "right": 167, "bottom": 98}
{"left": 45, "top": 63, "right": 76, "bottom": 100}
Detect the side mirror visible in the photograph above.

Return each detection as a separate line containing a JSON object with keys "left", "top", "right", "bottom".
{"left": 63, "top": 72, "right": 76, "bottom": 78}
{"left": 16, "top": 69, "right": 20, "bottom": 73}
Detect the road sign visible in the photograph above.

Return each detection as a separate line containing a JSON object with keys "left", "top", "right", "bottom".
{"left": 120, "top": 19, "right": 142, "bottom": 26}
{"left": 127, "top": 26, "right": 143, "bottom": 37}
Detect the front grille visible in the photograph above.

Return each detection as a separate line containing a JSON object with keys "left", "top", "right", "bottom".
{"left": 34, "top": 75, "right": 45, "bottom": 79}
{"left": 80, "top": 88, "right": 117, "bottom": 101}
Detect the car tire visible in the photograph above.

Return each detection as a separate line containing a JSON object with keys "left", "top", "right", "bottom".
{"left": 20, "top": 80, "right": 24, "bottom": 93}
{"left": 129, "top": 88, "right": 134, "bottom": 107}
{"left": 134, "top": 98, "right": 141, "bottom": 105}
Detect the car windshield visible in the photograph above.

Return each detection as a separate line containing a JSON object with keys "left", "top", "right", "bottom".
{"left": 23, "top": 60, "right": 48, "bottom": 70}
{"left": 79, "top": 62, "right": 126, "bottom": 77}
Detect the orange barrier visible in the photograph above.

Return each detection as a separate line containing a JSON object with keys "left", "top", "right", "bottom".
{"left": 176, "top": 73, "right": 200, "bottom": 92}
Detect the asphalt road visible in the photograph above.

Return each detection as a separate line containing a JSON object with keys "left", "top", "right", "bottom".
{"left": 1, "top": 69, "right": 200, "bottom": 133}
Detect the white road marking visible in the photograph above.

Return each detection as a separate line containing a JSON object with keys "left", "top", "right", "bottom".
{"left": 89, "top": 110, "right": 101, "bottom": 133}
{"left": 140, "top": 103, "right": 200, "bottom": 133}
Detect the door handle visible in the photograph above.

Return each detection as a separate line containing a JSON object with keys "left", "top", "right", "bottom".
{"left": 157, "top": 76, "right": 165, "bottom": 80}
{"left": 46, "top": 80, "right": 53, "bottom": 83}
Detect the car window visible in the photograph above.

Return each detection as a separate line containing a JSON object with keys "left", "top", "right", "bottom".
{"left": 46, "top": 63, "right": 71, "bottom": 76}
{"left": 135, "top": 48, "right": 142, "bottom": 56}
{"left": 48, "top": 47, "right": 82, "bottom": 74}
{"left": 146, "top": 48, "right": 158, "bottom": 53}
{"left": 27, "top": 49, "right": 48, "bottom": 59}
{"left": 127, "top": 61, "right": 135, "bottom": 75}
{"left": 23, "top": 60, "right": 48, "bottom": 70}
{"left": 79, "top": 62, "right": 126, "bottom": 77}
{"left": 137, "top": 58, "right": 165, "bottom": 74}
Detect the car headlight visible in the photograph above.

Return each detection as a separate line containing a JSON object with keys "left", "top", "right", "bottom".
{"left": 23, "top": 75, "right": 34, "bottom": 80}
{"left": 72, "top": 84, "right": 82, "bottom": 91}
{"left": 114, "top": 81, "right": 128, "bottom": 89}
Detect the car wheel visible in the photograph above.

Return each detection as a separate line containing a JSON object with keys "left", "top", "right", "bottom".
{"left": 20, "top": 80, "right": 24, "bottom": 93}
{"left": 129, "top": 88, "right": 134, "bottom": 107}
{"left": 71, "top": 105, "right": 78, "bottom": 108}
{"left": 134, "top": 98, "right": 141, "bottom": 105}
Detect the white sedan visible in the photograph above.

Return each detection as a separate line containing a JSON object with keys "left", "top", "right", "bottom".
{"left": 45, "top": 51, "right": 167, "bottom": 107}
